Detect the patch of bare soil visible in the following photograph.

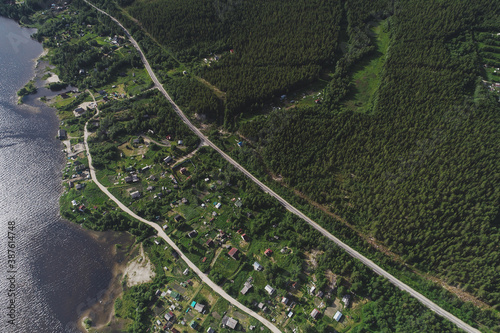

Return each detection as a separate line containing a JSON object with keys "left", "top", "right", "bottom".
{"left": 123, "top": 243, "right": 156, "bottom": 287}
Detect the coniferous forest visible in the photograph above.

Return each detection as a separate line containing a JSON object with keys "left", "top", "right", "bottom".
{"left": 118, "top": 0, "right": 500, "bottom": 310}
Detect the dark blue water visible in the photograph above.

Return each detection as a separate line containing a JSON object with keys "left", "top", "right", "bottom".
{"left": 0, "top": 16, "right": 116, "bottom": 333}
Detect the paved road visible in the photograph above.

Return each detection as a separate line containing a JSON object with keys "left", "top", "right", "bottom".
{"left": 83, "top": 91, "right": 281, "bottom": 333}
{"left": 85, "top": 2, "right": 481, "bottom": 332}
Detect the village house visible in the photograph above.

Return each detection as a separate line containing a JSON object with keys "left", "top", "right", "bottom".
{"left": 174, "top": 214, "right": 183, "bottom": 222}
{"left": 73, "top": 107, "right": 86, "bottom": 117}
{"left": 205, "top": 239, "right": 214, "bottom": 247}
{"left": 334, "top": 311, "right": 343, "bottom": 322}
{"left": 164, "top": 156, "right": 173, "bottom": 163}
{"left": 253, "top": 261, "right": 263, "bottom": 271}
{"left": 257, "top": 302, "right": 267, "bottom": 311}
{"left": 228, "top": 247, "right": 239, "bottom": 260}
{"left": 264, "top": 248, "right": 273, "bottom": 256}
{"left": 311, "top": 308, "right": 320, "bottom": 320}
{"left": 221, "top": 316, "right": 238, "bottom": 330}
{"left": 265, "top": 285, "right": 275, "bottom": 295}
{"left": 241, "top": 233, "right": 250, "bottom": 241}
{"left": 194, "top": 303, "right": 205, "bottom": 313}
{"left": 57, "top": 129, "right": 67, "bottom": 140}
{"left": 164, "top": 311, "right": 175, "bottom": 322}
{"left": 130, "top": 191, "right": 140, "bottom": 199}
{"left": 188, "top": 230, "right": 197, "bottom": 238}
{"left": 240, "top": 281, "right": 253, "bottom": 295}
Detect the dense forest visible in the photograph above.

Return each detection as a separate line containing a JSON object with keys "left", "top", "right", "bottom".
{"left": 123, "top": 0, "right": 354, "bottom": 124}
{"left": 238, "top": 0, "right": 500, "bottom": 308}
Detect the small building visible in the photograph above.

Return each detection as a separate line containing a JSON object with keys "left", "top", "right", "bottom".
{"left": 71, "top": 200, "right": 77, "bottom": 206}
{"left": 130, "top": 191, "right": 140, "bottom": 199}
{"left": 310, "top": 286, "right": 316, "bottom": 294}
{"left": 207, "top": 328, "right": 215, "bottom": 333}
{"left": 73, "top": 107, "right": 86, "bottom": 117}
{"left": 221, "top": 316, "right": 238, "bottom": 330}
{"left": 241, "top": 282, "right": 253, "bottom": 295}
{"left": 342, "top": 294, "right": 351, "bottom": 307}
{"left": 171, "top": 250, "right": 179, "bottom": 259}
{"left": 228, "top": 247, "right": 239, "bottom": 260}
{"left": 57, "top": 129, "right": 67, "bottom": 140}
{"left": 170, "top": 291, "right": 180, "bottom": 300}
{"left": 257, "top": 302, "right": 267, "bottom": 312}
{"left": 333, "top": 311, "right": 342, "bottom": 322}
{"left": 281, "top": 297, "right": 289, "bottom": 305}
{"left": 311, "top": 308, "right": 320, "bottom": 320}
{"left": 264, "top": 248, "right": 273, "bottom": 256}
{"left": 316, "top": 291, "right": 324, "bottom": 298}
{"left": 241, "top": 233, "right": 250, "bottom": 241}
{"left": 194, "top": 303, "right": 205, "bottom": 313}
{"left": 124, "top": 176, "right": 133, "bottom": 183}
{"left": 188, "top": 230, "right": 197, "bottom": 238}
{"left": 205, "top": 239, "right": 214, "bottom": 247}
{"left": 215, "top": 202, "right": 222, "bottom": 209}
{"left": 189, "top": 320, "right": 198, "bottom": 329}
{"left": 183, "top": 268, "right": 189, "bottom": 275}
{"left": 179, "top": 167, "right": 187, "bottom": 175}
{"left": 265, "top": 285, "right": 275, "bottom": 295}
{"left": 164, "top": 311, "right": 174, "bottom": 322}
{"left": 164, "top": 156, "right": 173, "bottom": 163}
{"left": 174, "top": 214, "right": 183, "bottom": 222}
{"left": 75, "top": 183, "right": 84, "bottom": 190}
{"left": 253, "top": 262, "right": 263, "bottom": 271}
{"left": 147, "top": 185, "right": 154, "bottom": 192}
{"left": 287, "top": 311, "right": 293, "bottom": 318}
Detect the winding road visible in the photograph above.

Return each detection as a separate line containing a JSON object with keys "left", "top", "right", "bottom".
{"left": 84, "top": 2, "right": 481, "bottom": 332}
{"left": 83, "top": 92, "right": 281, "bottom": 333}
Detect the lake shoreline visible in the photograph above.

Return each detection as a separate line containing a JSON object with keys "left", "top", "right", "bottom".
{"left": 16, "top": 22, "right": 138, "bottom": 333}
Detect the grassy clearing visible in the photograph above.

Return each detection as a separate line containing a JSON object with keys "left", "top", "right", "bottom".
{"left": 343, "top": 19, "right": 391, "bottom": 114}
